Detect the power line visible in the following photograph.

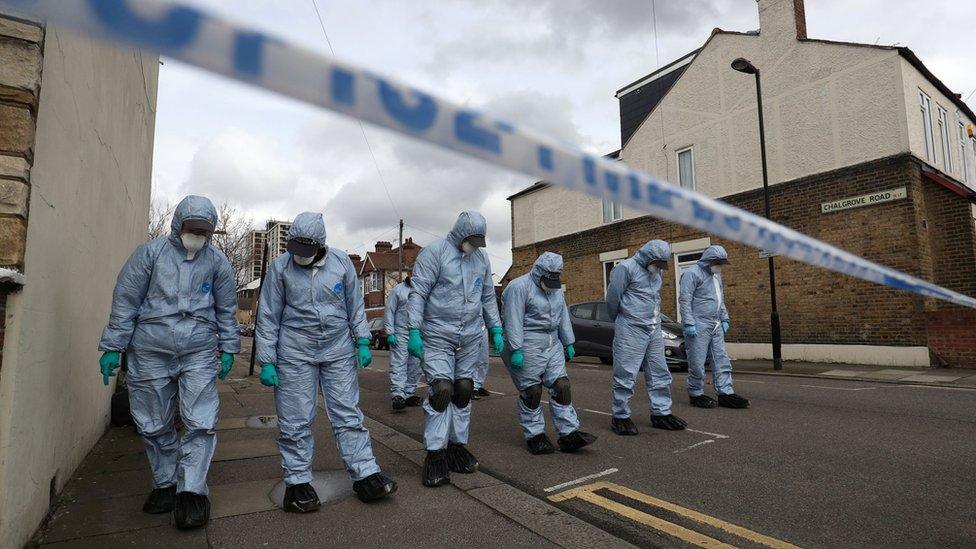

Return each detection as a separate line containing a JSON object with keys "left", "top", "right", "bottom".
{"left": 309, "top": 0, "right": 400, "bottom": 220}
{"left": 403, "top": 222, "right": 511, "bottom": 265}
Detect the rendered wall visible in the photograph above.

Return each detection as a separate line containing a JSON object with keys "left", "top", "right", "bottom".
{"left": 0, "top": 26, "right": 157, "bottom": 547}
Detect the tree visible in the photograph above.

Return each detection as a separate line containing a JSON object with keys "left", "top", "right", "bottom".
{"left": 210, "top": 202, "right": 254, "bottom": 292}
{"left": 148, "top": 198, "right": 174, "bottom": 241}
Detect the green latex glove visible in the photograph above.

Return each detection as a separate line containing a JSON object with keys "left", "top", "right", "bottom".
{"left": 408, "top": 328, "right": 424, "bottom": 358}
{"left": 489, "top": 326, "right": 505, "bottom": 354}
{"left": 510, "top": 349, "right": 525, "bottom": 369}
{"left": 565, "top": 344, "right": 576, "bottom": 361}
{"left": 99, "top": 351, "right": 121, "bottom": 386}
{"left": 218, "top": 352, "right": 234, "bottom": 380}
{"left": 387, "top": 334, "right": 398, "bottom": 347}
{"left": 356, "top": 338, "right": 372, "bottom": 368}
{"left": 259, "top": 363, "right": 279, "bottom": 387}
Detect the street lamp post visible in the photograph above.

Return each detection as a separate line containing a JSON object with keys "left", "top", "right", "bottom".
{"left": 731, "top": 57, "right": 783, "bottom": 370}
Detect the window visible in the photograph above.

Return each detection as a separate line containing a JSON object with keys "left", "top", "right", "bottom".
{"left": 938, "top": 106, "right": 952, "bottom": 171}
{"left": 959, "top": 121, "right": 972, "bottom": 182}
{"left": 677, "top": 147, "right": 695, "bottom": 190}
{"left": 366, "top": 271, "right": 382, "bottom": 293}
{"left": 919, "top": 91, "right": 935, "bottom": 161}
{"left": 602, "top": 260, "right": 621, "bottom": 295}
{"left": 602, "top": 199, "right": 622, "bottom": 223}
{"left": 571, "top": 303, "right": 594, "bottom": 320}
{"left": 594, "top": 303, "right": 611, "bottom": 322}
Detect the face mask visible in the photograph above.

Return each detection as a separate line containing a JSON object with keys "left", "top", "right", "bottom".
{"left": 461, "top": 241, "right": 476, "bottom": 255}
{"left": 181, "top": 233, "right": 206, "bottom": 258}
{"left": 293, "top": 254, "right": 315, "bottom": 266}
{"left": 711, "top": 264, "right": 723, "bottom": 274}
{"left": 647, "top": 265, "right": 661, "bottom": 276}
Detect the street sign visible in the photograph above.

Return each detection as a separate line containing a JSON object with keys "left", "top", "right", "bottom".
{"left": 759, "top": 249, "right": 779, "bottom": 258}
{"left": 821, "top": 187, "right": 907, "bottom": 214}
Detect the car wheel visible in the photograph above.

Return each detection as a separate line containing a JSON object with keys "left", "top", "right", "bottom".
{"left": 599, "top": 356, "right": 612, "bottom": 365}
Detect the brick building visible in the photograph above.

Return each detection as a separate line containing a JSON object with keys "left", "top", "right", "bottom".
{"left": 359, "top": 238, "right": 422, "bottom": 319}
{"left": 506, "top": 0, "right": 976, "bottom": 367}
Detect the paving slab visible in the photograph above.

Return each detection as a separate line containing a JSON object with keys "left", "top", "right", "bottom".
{"left": 819, "top": 370, "right": 866, "bottom": 377}
{"left": 37, "top": 493, "right": 170, "bottom": 544}
{"left": 74, "top": 449, "right": 148, "bottom": 476}
{"left": 40, "top": 524, "right": 208, "bottom": 548}
{"left": 217, "top": 383, "right": 235, "bottom": 394}
{"left": 859, "top": 369, "right": 917, "bottom": 380}
{"left": 90, "top": 429, "right": 146, "bottom": 455}
{"left": 267, "top": 470, "right": 355, "bottom": 509}
{"left": 364, "top": 417, "right": 424, "bottom": 452}
{"left": 216, "top": 416, "right": 248, "bottom": 430}
{"left": 899, "top": 374, "right": 963, "bottom": 383}
{"left": 61, "top": 468, "right": 153, "bottom": 503}
{"left": 212, "top": 437, "right": 280, "bottom": 462}
{"left": 210, "top": 478, "right": 279, "bottom": 519}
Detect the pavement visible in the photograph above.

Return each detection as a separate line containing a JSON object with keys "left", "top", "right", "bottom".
{"left": 32, "top": 345, "right": 976, "bottom": 548}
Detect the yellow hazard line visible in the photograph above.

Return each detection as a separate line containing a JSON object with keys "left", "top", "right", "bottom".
{"left": 549, "top": 481, "right": 800, "bottom": 549}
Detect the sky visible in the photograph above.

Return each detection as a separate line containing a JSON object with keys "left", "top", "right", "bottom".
{"left": 151, "top": 0, "right": 976, "bottom": 281}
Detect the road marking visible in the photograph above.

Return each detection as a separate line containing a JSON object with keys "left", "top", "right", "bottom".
{"left": 674, "top": 439, "right": 714, "bottom": 453}
{"left": 550, "top": 481, "right": 799, "bottom": 549}
{"left": 735, "top": 379, "right": 766, "bottom": 384}
{"left": 583, "top": 408, "right": 612, "bottom": 416}
{"left": 686, "top": 428, "right": 729, "bottom": 439}
{"left": 543, "top": 468, "right": 619, "bottom": 493}
{"left": 799, "top": 384, "right": 876, "bottom": 391}
{"left": 489, "top": 390, "right": 507, "bottom": 396}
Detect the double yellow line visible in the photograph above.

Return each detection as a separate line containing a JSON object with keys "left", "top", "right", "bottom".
{"left": 549, "top": 481, "right": 799, "bottom": 548}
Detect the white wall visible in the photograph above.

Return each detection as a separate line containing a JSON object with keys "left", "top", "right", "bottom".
{"left": 0, "top": 29, "right": 157, "bottom": 547}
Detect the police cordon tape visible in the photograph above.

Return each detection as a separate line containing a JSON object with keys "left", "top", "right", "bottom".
{"left": 4, "top": 0, "right": 974, "bottom": 309}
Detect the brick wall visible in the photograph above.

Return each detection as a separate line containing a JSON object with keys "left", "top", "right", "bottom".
{"left": 509, "top": 154, "right": 976, "bottom": 361}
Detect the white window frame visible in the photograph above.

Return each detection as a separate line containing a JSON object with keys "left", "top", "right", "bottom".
{"left": 602, "top": 198, "right": 622, "bottom": 224}
{"left": 602, "top": 259, "right": 621, "bottom": 296}
{"left": 676, "top": 147, "right": 695, "bottom": 191}
{"left": 959, "top": 120, "right": 970, "bottom": 182}
{"left": 937, "top": 106, "right": 952, "bottom": 171}
{"left": 366, "top": 271, "right": 383, "bottom": 293}
{"left": 919, "top": 91, "right": 935, "bottom": 162}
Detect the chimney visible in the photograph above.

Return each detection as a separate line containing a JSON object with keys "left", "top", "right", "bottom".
{"left": 374, "top": 241, "right": 393, "bottom": 252}
{"left": 757, "top": 0, "right": 806, "bottom": 41}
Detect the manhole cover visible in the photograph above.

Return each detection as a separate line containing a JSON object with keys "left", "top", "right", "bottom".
{"left": 268, "top": 470, "right": 355, "bottom": 508}
{"left": 246, "top": 415, "right": 279, "bottom": 429}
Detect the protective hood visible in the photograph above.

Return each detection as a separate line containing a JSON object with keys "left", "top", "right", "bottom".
{"left": 698, "top": 245, "right": 729, "bottom": 268}
{"left": 169, "top": 195, "right": 218, "bottom": 246}
{"left": 447, "top": 211, "right": 488, "bottom": 247}
{"left": 287, "top": 212, "right": 328, "bottom": 246}
{"left": 530, "top": 252, "right": 563, "bottom": 285}
{"left": 633, "top": 240, "right": 671, "bottom": 268}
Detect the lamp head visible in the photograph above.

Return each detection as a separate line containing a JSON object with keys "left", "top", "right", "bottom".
{"left": 731, "top": 57, "right": 757, "bottom": 74}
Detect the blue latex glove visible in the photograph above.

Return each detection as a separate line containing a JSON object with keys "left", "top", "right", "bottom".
{"left": 565, "top": 344, "right": 576, "bottom": 361}
{"left": 683, "top": 324, "right": 698, "bottom": 337}
{"left": 387, "top": 334, "right": 398, "bottom": 347}
{"left": 510, "top": 349, "right": 525, "bottom": 369}
{"left": 489, "top": 326, "right": 505, "bottom": 354}
{"left": 259, "top": 363, "right": 279, "bottom": 387}
{"left": 356, "top": 338, "right": 372, "bottom": 368}
{"left": 218, "top": 352, "right": 234, "bottom": 380}
{"left": 99, "top": 351, "right": 121, "bottom": 386}
{"left": 721, "top": 319, "right": 730, "bottom": 333}
{"left": 408, "top": 328, "right": 424, "bottom": 358}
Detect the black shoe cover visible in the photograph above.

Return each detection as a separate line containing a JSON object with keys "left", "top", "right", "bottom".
{"left": 283, "top": 482, "right": 321, "bottom": 513}
{"left": 353, "top": 472, "right": 398, "bottom": 503}
{"left": 446, "top": 443, "right": 479, "bottom": 473}
{"left": 651, "top": 414, "right": 688, "bottom": 431}
{"left": 611, "top": 417, "right": 639, "bottom": 436}
{"left": 405, "top": 395, "right": 424, "bottom": 407}
{"left": 718, "top": 393, "right": 750, "bottom": 409}
{"left": 526, "top": 433, "right": 556, "bottom": 455}
{"left": 392, "top": 396, "right": 406, "bottom": 411}
{"left": 475, "top": 387, "right": 491, "bottom": 397}
{"left": 689, "top": 394, "right": 718, "bottom": 408}
{"left": 558, "top": 430, "right": 597, "bottom": 452}
{"left": 423, "top": 450, "right": 451, "bottom": 487}
{"left": 142, "top": 485, "right": 176, "bottom": 514}
{"left": 173, "top": 492, "right": 210, "bottom": 530}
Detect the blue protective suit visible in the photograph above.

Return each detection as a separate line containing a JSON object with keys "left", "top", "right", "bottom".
{"left": 255, "top": 212, "right": 380, "bottom": 484}
{"left": 501, "top": 252, "right": 580, "bottom": 439}
{"left": 384, "top": 280, "right": 422, "bottom": 399}
{"left": 679, "top": 245, "right": 734, "bottom": 397}
{"left": 99, "top": 195, "right": 240, "bottom": 495}
{"left": 473, "top": 325, "right": 489, "bottom": 391}
{"left": 606, "top": 240, "right": 674, "bottom": 418}
{"left": 407, "top": 211, "right": 502, "bottom": 451}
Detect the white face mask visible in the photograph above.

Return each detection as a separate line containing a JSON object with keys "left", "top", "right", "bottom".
{"left": 647, "top": 265, "right": 661, "bottom": 276}
{"left": 711, "top": 264, "right": 723, "bottom": 274}
{"left": 293, "top": 254, "right": 315, "bottom": 266}
{"left": 461, "top": 241, "right": 476, "bottom": 255}
{"left": 181, "top": 233, "right": 207, "bottom": 258}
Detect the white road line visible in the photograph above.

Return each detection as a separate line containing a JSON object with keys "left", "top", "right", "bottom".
{"left": 583, "top": 408, "right": 612, "bottom": 416}
{"left": 734, "top": 379, "right": 766, "bottom": 384}
{"left": 674, "top": 439, "right": 714, "bottom": 454}
{"left": 489, "top": 390, "right": 507, "bottom": 396}
{"left": 686, "top": 428, "right": 729, "bottom": 439}
{"left": 543, "top": 468, "right": 620, "bottom": 493}
{"left": 799, "top": 384, "right": 876, "bottom": 391}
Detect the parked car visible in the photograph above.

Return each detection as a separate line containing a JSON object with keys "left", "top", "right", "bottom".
{"left": 238, "top": 324, "right": 254, "bottom": 337}
{"left": 568, "top": 301, "right": 689, "bottom": 371}
{"left": 368, "top": 317, "right": 389, "bottom": 350}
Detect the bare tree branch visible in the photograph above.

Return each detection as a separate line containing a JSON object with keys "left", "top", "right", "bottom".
{"left": 210, "top": 202, "right": 255, "bottom": 292}
{"left": 148, "top": 198, "right": 174, "bottom": 241}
